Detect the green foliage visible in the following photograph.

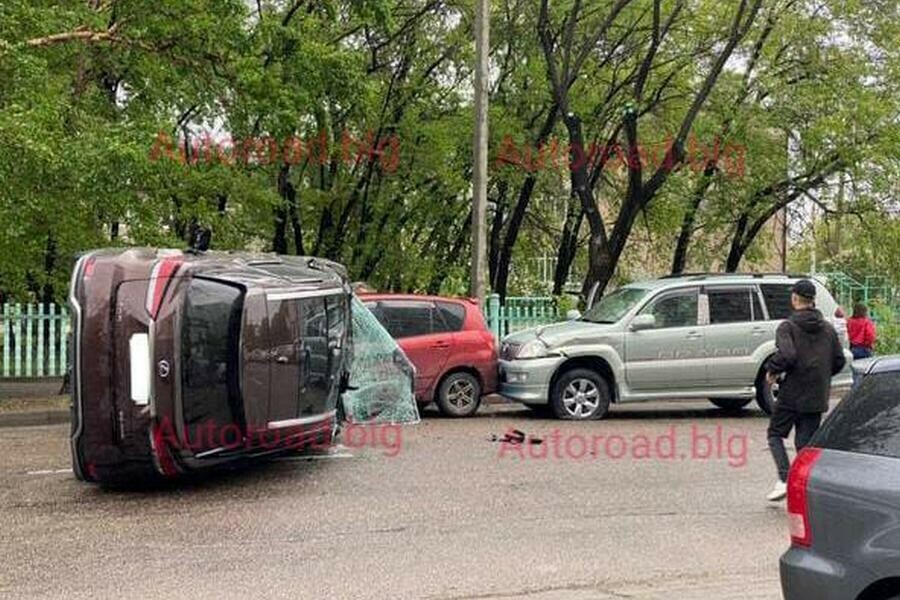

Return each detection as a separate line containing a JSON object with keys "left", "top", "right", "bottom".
{"left": 872, "top": 302, "right": 900, "bottom": 355}
{"left": 0, "top": 0, "right": 898, "bottom": 304}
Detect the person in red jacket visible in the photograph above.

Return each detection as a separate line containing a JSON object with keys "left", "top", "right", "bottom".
{"left": 847, "top": 303, "right": 877, "bottom": 360}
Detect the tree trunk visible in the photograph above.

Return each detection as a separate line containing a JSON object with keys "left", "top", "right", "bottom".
{"left": 725, "top": 212, "right": 750, "bottom": 272}
{"left": 671, "top": 166, "right": 716, "bottom": 274}
{"left": 488, "top": 181, "right": 508, "bottom": 287}
{"left": 42, "top": 234, "right": 57, "bottom": 304}
{"left": 562, "top": 112, "right": 620, "bottom": 300}
{"left": 583, "top": 235, "right": 620, "bottom": 304}
{"left": 492, "top": 104, "right": 559, "bottom": 300}
{"left": 280, "top": 176, "right": 303, "bottom": 256}
{"left": 553, "top": 202, "right": 584, "bottom": 295}
{"left": 273, "top": 165, "right": 291, "bottom": 255}
{"left": 493, "top": 175, "right": 537, "bottom": 300}
{"left": 429, "top": 210, "right": 472, "bottom": 294}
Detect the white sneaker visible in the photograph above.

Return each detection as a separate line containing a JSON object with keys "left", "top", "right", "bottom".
{"left": 767, "top": 480, "right": 787, "bottom": 502}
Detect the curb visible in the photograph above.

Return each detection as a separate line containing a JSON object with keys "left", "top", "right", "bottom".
{"left": 0, "top": 378, "right": 65, "bottom": 400}
{"left": 483, "top": 393, "right": 511, "bottom": 405}
{"left": 0, "top": 410, "right": 70, "bottom": 428}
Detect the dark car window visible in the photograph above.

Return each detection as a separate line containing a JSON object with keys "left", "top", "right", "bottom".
{"left": 302, "top": 297, "right": 327, "bottom": 338}
{"left": 300, "top": 297, "right": 328, "bottom": 386}
{"left": 761, "top": 284, "right": 794, "bottom": 320}
{"left": 376, "top": 301, "right": 435, "bottom": 339}
{"left": 640, "top": 289, "right": 698, "bottom": 329}
{"left": 708, "top": 288, "right": 753, "bottom": 324}
{"left": 436, "top": 301, "right": 466, "bottom": 332}
{"left": 814, "top": 371, "right": 900, "bottom": 458}
{"left": 181, "top": 279, "right": 244, "bottom": 450}
{"left": 326, "top": 295, "right": 347, "bottom": 341}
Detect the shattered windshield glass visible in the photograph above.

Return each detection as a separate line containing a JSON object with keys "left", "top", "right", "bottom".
{"left": 341, "top": 296, "right": 420, "bottom": 424}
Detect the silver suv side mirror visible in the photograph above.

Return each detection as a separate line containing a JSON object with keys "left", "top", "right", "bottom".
{"left": 566, "top": 309, "right": 582, "bottom": 321}
{"left": 630, "top": 314, "right": 656, "bottom": 331}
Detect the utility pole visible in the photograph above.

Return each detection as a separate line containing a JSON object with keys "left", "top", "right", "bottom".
{"left": 470, "top": 0, "right": 489, "bottom": 303}
{"left": 780, "top": 207, "right": 788, "bottom": 272}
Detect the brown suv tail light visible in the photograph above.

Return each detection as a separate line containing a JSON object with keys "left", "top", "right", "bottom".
{"left": 145, "top": 257, "right": 183, "bottom": 319}
{"left": 787, "top": 447, "right": 822, "bottom": 547}
{"left": 82, "top": 257, "right": 96, "bottom": 279}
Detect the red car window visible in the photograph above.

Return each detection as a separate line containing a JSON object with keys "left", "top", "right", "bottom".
{"left": 436, "top": 301, "right": 466, "bottom": 332}
{"left": 376, "top": 301, "right": 435, "bottom": 339}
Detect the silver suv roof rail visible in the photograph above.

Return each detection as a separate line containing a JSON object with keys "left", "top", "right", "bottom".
{"left": 661, "top": 272, "right": 808, "bottom": 280}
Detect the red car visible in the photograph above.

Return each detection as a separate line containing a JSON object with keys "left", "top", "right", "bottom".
{"left": 360, "top": 294, "right": 498, "bottom": 417}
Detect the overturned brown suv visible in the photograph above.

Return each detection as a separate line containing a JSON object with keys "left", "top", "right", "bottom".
{"left": 69, "top": 248, "right": 352, "bottom": 484}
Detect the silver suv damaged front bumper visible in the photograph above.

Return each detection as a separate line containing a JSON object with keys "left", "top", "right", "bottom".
{"left": 498, "top": 357, "right": 563, "bottom": 404}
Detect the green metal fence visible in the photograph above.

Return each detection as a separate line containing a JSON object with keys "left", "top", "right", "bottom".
{"left": 485, "top": 294, "right": 561, "bottom": 339}
{"left": 0, "top": 303, "right": 70, "bottom": 378}
{"left": 818, "top": 272, "right": 899, "bottom": 321}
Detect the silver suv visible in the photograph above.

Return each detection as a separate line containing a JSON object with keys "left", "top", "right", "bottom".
{"left": 499, "top": 274, "right": 855, "bottom": 420}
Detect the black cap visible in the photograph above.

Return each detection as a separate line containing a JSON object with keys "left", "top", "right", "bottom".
{"left": 791, "top": 279, "right": 817, "bottom": 301}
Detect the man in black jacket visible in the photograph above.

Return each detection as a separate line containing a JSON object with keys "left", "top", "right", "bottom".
{"left": 765, "top": 279, "right": 846, "bottom": 502}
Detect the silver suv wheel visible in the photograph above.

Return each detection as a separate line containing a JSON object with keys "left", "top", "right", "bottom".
{"left": 562, "top": 379, "right": 600, "bottom": 418}
{"left": 550, "top": 368, "right": 611, "bottom": 420}
{"left": 755, "top": 372, "right": 779, "bottom": 415}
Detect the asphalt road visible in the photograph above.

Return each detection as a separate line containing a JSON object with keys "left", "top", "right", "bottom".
{"left": 0, "top": 401, "right": 793, "bottom": 600}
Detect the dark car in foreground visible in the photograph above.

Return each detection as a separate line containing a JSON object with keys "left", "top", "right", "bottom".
{"left": 780, "top": 356, "right": 900, "bottom": 600}
{"left": 69, "top": 248, "right": 352, "bottom": 485}
{"left": 360, "top": 294, "right": 498, "bottom": 417}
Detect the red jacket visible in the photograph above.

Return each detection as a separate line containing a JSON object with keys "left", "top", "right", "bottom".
{"left": 847, "top": 317, "right": 877, "bottom": 349}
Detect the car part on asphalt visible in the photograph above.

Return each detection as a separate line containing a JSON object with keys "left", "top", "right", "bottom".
{"left": 489, "top": 429, "right": 543, "bottom": 445}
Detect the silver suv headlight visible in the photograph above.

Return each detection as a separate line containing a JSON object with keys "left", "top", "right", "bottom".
{"left": 516, "top": 339, "right": 552, "bottom": 359}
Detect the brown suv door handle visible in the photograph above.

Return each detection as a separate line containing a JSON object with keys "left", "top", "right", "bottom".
{"left": 275, "top": 355, "right": 289, "bottom": 364}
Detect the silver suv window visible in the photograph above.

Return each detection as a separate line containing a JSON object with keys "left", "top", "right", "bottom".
{"left": 639, "top": 288, "right": 698, "bottom": 329}
{"left": 707, "top": 288, "right": 754, "bottom": 324}
{"left": 582, "top": 287, "right": 648, "bottom": 324}
{"left": 760, "top": 284, "right": 794, "bottom": 320}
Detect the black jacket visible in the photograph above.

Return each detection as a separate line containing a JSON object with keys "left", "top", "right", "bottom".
{"left": 766, "top": 308, "right": 847, "bottom": 413}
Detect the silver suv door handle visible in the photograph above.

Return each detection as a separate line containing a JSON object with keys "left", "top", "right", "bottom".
{"left": 686, "top": 331, "right": 702, "bottom": 340}
{"left": 751, "top": 327, "right": 765, "bottom": 336}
